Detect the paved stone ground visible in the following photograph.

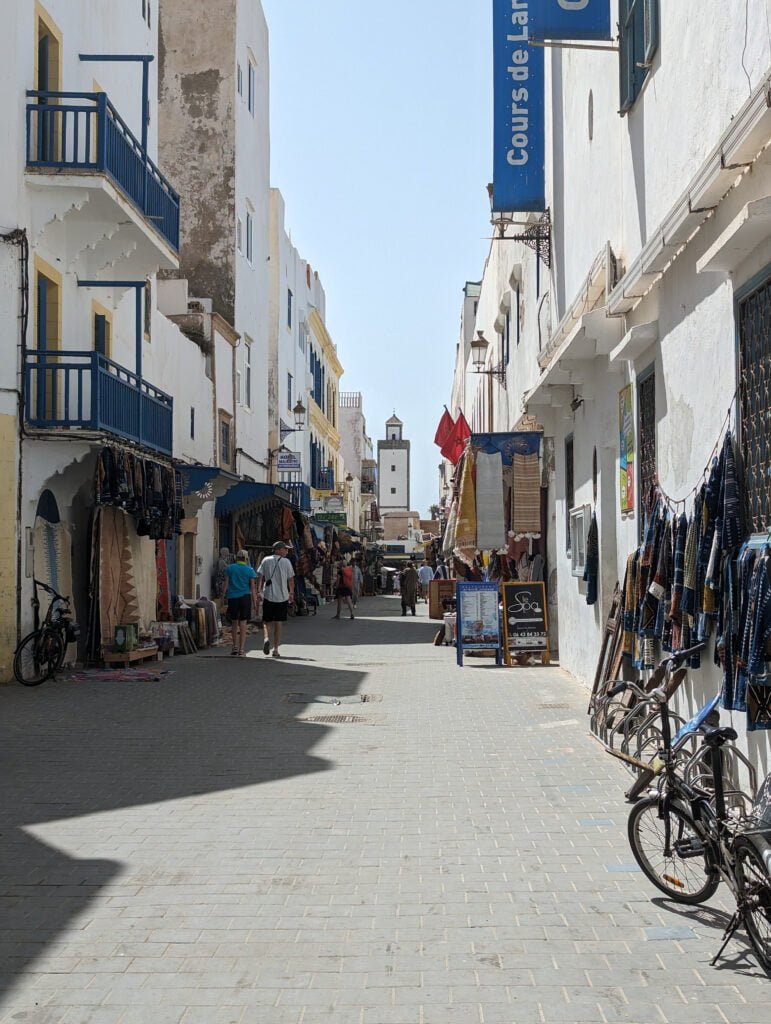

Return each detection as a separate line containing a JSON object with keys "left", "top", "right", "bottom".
{"left": 0, "top": 595, "right": 767, "bottom": 1024}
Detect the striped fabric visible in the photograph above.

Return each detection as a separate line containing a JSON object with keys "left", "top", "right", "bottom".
{"left": 669, "top": 514, "right": 688, "bottom": 621}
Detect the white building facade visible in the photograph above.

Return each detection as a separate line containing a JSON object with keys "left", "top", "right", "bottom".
{"left": 447, "top": 2, "right": 771, "bottom": 764}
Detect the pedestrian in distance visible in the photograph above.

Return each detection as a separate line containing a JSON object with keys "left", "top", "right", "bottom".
{"left": 400, "top": 561, "right": 419, "bottom": 617}
{"left": 434, "top": 558, "right": 450, "bottom": 580}
{"left": 418, "top": 560, "right": 434, "bottom": 602}
{"left": 224, "top": 549, "right": 258, "bottom": 657}
{"left": 333, "top": 559, "right": 355, "bottom": 620}
{"left": 352, "top": 557, "right": 364, "bottom": 607}
{"left": 256, "top": 540, "right": 295, "bottom": 658}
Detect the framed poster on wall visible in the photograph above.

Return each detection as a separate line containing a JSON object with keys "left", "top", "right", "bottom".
{"left": 619, "top": 384, "right": 634, "bottom": 512}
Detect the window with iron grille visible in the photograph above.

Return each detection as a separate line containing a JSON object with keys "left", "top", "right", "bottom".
{"left": 738, "top": 270, "right": 771, "bottom": 531}
{"left": 638, "top": 368, "right": 657, "bottom": 525}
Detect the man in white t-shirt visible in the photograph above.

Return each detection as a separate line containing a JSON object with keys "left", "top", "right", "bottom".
{"left": 256, "top": 540, "right": 295, "bottom": 658}
{"left": 418, "top": 561, "right": 434, "bottom": 602}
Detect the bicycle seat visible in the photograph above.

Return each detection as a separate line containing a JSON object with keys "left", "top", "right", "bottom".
{"left": 702, "top": 726, "right": 739, "bottom": 747}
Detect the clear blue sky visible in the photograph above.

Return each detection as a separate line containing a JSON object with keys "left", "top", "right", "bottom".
{"left": 262, "top": 0, "right": 492, "bottom": 517}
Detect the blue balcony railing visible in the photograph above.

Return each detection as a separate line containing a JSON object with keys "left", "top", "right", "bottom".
{"left": 24, "top": 350, "right": 173, "bottom": 456}
{"left": 312, "top": 468, "right": 335, "bottom": 491}
{"left": 283, "top": 482, "right": 311, "bottom": 510}
{"left": 26, "top": 91, "right": 180, "bottom": 252}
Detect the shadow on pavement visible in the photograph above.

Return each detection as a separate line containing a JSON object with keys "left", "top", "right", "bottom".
{"left": 0, "top": 650, "right": 368, "bottom": 1002}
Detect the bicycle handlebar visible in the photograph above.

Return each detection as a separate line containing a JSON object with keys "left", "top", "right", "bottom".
{"left": 33, "top": 579, "right": 70, "bottom": 603}
{"left": 667, "top": 641, "right": 707, "bottom": 668}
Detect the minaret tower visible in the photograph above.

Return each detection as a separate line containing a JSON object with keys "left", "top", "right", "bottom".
{"left": 377, "top": 413, "right": 410, "bottom": 512}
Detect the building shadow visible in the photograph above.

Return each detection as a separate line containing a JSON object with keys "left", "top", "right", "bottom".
{"left": 0, "top": 656, "right": 368, "bottom": 1001}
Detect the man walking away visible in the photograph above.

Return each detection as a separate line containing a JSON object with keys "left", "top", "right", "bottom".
{"left": 400, "top": 562, "right": 419, "bottom": 617}
{"left": 224, "top": 549, "right": 257, "bottom": 657}
{"left": 333, "top": 559, "right": 355, "bottom": 620}
{"left": 256, "top": 540, "right": 295, "bottom": 658}
{"left": 418, "top": 560, "right": 434, "bottom": 602}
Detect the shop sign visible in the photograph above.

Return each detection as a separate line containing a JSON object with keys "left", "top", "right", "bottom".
{"left": 324, "top": 495, "right": 344, "bottom": 512}
{"left": 317, "top": 512, "right": 347, "bottom": 526}
{"left": 456, "top": 581, "right": 502, "bottom": 666}
{"left": 619, "top": 384, "right": 634, "bottom": 513}
{"left": 501, "top": 581, "right": 548, "bottom": 660}
{"left": 530, "top": 0, "right": 611, "bottom": 42}
{"left": 492, "top": 0, "right": 545, "bottom": 213}
{"left": 275, "top": 450, "right": 301, "bottom": 472}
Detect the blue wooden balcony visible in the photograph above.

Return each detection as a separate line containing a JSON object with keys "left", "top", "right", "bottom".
{"left": 282, "top": 481, "right": 312, "bottom": 510}
{"left": 26, "top": 91, "right": 180, "bottom": 252}
{"left": 24, "top": 350, "right": 173, "bottom": 456}
{"left": 312, "top": 468, "right": 335, "bottom": 491}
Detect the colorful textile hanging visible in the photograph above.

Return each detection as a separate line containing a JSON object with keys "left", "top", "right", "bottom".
{"left": 453, "top": 450, "right": 477, "bottom": 564}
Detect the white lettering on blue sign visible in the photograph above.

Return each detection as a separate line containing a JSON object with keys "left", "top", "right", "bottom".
{"left": 493, "top": 0, "right": 545, "bottom": 212}
{"left": 559, "top": 0, "right": 589, "bottom": 10}
{"left": 506, "top": 1, "right": 530, "bottom": 168}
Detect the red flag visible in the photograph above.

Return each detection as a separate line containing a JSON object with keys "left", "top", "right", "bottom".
{"left": 440, "top": 412, "right": 471, "bottom": 465}
{"left": 433, "top": 408, "right": 454, "bottom": 448}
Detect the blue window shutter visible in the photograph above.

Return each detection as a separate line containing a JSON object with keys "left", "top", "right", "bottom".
{"left": 643, "top": 0, "right": 659, "bottom": 65}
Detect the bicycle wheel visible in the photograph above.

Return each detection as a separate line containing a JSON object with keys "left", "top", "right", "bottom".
{"left": 13, "top": 630, "right": 64, "bottom": 686}
{"left": 735, "top": 841, "right": 771, "bottom": 972}
{"left": 627, "top": 796, "right": 719, "bottom": 904}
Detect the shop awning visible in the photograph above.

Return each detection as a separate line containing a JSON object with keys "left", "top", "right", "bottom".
{"left": 176, "top": 464, "right": 241, "bottom": 515}
{"left": 215, "top": 482, "right": 291, "bottom": 517}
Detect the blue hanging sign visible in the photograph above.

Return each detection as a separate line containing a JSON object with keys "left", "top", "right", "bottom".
{"left": 492, "top": 0, "right": 545, "bottom": 213}
{"left": 530, "top": 0, "right": 612, "bottom": 42}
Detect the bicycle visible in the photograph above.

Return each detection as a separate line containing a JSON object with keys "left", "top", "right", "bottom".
{"left": 596, "top": 644, "right": 731, "bottom": 803}
{"left": 13, "top": 579, "right": 80, "bottom": 686}
{"left": 625, "top": 647, "right": 771, "bottom": 971}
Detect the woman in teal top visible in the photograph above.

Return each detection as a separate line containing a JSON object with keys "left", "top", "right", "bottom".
{"left": 224, "top": 549, "right": 257, "bottom": 656}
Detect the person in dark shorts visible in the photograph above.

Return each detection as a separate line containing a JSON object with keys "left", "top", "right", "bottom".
{"left": 332, "top": 560, "right": 355, "bottom": 620}
{"left": 256, "top": 540, "right": 295, "bottom": 657}
{"left": 224, "top": 549, "right": 257, "bottom": 656}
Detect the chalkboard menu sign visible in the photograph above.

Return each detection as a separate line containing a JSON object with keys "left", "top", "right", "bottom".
{"left": 501, "top": 581, "right": 550, "bottom": 665}
{"left": 456, "top": 582, "right": 502, "bottom": 667}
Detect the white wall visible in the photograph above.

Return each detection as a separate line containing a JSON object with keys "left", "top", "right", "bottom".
{"left": 232, "top": 0, "right": 271, "bottom": 478}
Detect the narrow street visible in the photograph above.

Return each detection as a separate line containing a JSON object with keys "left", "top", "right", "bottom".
{"left": 1, "top": 596, "right": 767, "bottom": 1024}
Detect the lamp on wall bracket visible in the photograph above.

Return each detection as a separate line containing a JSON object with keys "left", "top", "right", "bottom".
{"left": 470, "top": 331, "right": 507, "bottom": 388}
{"left": 268, "top": 397, "right": 307, "bottom": 466}
{"left": 485, "top": 186, "right": 552, "bottom": 280}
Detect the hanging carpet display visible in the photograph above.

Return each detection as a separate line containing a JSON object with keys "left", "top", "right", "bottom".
{"left": 475, "top": 451, "right": 505, "bottom": 552}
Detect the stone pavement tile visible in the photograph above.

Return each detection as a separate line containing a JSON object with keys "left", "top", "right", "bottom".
{"left": 480, "top": 1002, "right": 543, "bottom": 1024}
{"left": 539, "top": 1000, "right": 605, "bottom": 1022}
{"left": 115, "top": 1009, "right": 186, "bottom": 1024}
{"left": 179, "top": 1010, "right": 245, "bottom": 1024}
{"left": 60, "top": 1011, "right": 125, "bottom": 1024}
{"left": 595, "top": 1005, "right": 669, "bottom": 1024}
{"left": 365, "top": 972, "right": 420, "bottom": 988}
{"left": 0, "top": 1011, "right": 69, "bottom": 1024}
{"left": 423, "top": 1005, "right": 482, "bottom": 1024}
{"left": 297, "top": 1011, "right": 361, "bottom": 1024}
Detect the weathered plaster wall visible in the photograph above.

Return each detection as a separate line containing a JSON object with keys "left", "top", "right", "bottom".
{"left": 158, "top": 0, "right": 237, "bottom": 322}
